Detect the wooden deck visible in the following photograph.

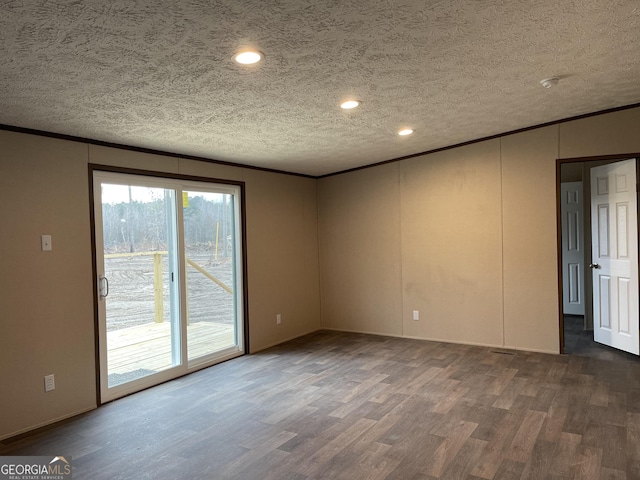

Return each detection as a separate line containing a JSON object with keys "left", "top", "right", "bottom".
{"left": 107, "top": 321, "right": 235, "bottom": 375}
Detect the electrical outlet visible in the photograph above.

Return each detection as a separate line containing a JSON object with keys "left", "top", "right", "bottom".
{"left": 44, "top": 374, "right": 55, "bottom": 392}
{"left": 412, "top": 310, "right": 419, "bottom": 321}
{"left": 276, "top": 314, "right": 282, "bottom": 325}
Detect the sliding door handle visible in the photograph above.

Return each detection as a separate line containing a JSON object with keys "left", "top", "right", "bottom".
{"left": 99, "top": 276, "right": 109, "bottom": 300}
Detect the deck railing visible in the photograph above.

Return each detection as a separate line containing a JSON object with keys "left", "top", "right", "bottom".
{"left": 104, "top": 251, "right": 232, "bottom": 323}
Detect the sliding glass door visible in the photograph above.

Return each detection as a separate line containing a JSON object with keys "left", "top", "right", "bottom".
{"left": 93, "top": 171, "right": 244, "bottom": 402}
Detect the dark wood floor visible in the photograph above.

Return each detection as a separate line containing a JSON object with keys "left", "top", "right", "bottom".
{"left": 3, "top": 329, "right": 640, "bottom": 479}
{"left": 564, "top": 314, "right": 640, "bottom": 364}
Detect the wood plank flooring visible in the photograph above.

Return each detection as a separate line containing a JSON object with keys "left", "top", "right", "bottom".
{"left": 563, "top": 315, "right": 640, "bottom": 363}
{"left": 3, "top": 330, "right": 640, "bottom": 479}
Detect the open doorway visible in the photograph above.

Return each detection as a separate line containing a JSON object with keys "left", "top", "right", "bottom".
{"left": 558, "top": 156, "right": 640, "bottom": 362}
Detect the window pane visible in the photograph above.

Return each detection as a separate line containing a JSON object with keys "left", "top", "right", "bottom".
{"left": 183, "top": 190, "right": 237, "bottom": 361}
{"left": 100, "top": 184, "right": 181, "bottom": 387}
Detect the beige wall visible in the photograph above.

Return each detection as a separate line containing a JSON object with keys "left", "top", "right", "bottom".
{"left": 318, "top": 107, "right": 640, "bottom": 354}
{"left": 400, "top": 140, "right": 504, "bottom": 345}
{"left": 0, "top": 134, "right": 96, "bottom": 440}
{"left": 2, "top": 105, "right": 640, "bottom": 441}
{"left": 242, "top": 168, "right": 321, "bottom": 350}
{"left": 501, "top": 126, "right": 559, "bottom": 352}
{"left": 0, "top": 132, "right": 321, "bottom": 440}
{"left": 559, "top": 108, "right": 640, "bottom": 159}
{"left": 319, "top": 163, "right": 403, "bottom": 336}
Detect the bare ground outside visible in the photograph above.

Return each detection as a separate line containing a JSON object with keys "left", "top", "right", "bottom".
{"left": 104, "top": 251, "right": 234, "bottom": 332}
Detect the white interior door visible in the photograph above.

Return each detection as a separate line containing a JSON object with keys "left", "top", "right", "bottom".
{"left": 590, "top": 159, "right": 639, "bottom": 355}
{"left": 561, "top": 181, "right": 585, "bottom": 315}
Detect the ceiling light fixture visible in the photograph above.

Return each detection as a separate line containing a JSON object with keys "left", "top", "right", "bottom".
{"left": 340, "top": 100, "right": 361, "bottom": 109}
{"left": 540, "top": 77, "right": 560, "bottom": 88}
{"left": 233, "top": 50, "right": 263, "bottom": 65}
{"left": 398, "top": 129, "right": 414, "bottom": 136}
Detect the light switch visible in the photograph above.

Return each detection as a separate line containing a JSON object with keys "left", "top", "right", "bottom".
{"left": 41, "top": 235, "right": 52, "bottom": 251}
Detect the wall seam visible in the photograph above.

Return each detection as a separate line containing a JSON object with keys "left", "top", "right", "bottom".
{"left": 315, "top": 178, "right": 324, "bottom": 329}
{"left": 557, "top": 122, "right": 561, "bottom": 160}
{"left": 397, "top": 164, "right": 405, "bottom": 338}
{"left": 500, "top": 138, "right": 506, "bottom": 347}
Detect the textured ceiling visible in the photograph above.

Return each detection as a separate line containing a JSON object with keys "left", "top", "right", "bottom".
{"left": 1, "top": 1, "right": 639, "bottom": 176}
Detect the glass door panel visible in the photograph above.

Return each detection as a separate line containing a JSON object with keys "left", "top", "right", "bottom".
{"left": 183, "top": 190, "right": 238, "bottom": 362}
{"left": 97, "top": 180, "right": 181, "bottom": 398}
{"left": 94, "top": 171, "right": 244, "bottom": 403}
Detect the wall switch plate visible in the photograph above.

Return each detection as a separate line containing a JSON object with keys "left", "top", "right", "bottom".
{"left": 44, "top": 374, "right": 55, "bottom": 392}
{"left": 41, "top": 235, "right": 52, "bottom": 251}
{"left": 412, "top": 310, "right": 420, "bottom": 321}
{"left": 276, "top": 314, "right": 282, "bottom": 325}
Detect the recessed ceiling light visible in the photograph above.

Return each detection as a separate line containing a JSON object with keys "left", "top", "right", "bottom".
{"left": 340, "top": 100, "right": 361, "bottom": 109}
{"left": 233, "top": 50, "right": 263, "bottom": 65}
{"left": 398, "top": 129, "right": 414, "bottom": 136}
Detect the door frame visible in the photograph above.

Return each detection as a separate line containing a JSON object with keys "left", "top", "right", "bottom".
{"left": 556, "top": 153, "right": 640, "bottom": 353}
{"left": 88, "top": 164, "right": 250, "bottom": 405}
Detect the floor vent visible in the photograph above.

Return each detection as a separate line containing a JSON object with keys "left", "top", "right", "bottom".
{"left": 490, "top": 350, "right": 516, "bottom": 356}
